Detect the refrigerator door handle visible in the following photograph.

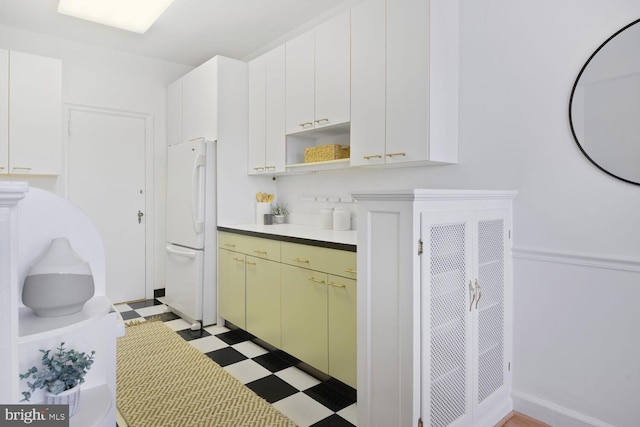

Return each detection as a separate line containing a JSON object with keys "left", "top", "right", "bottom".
{"left": 191, "top": 153, "right": 206, "bottom": 234}
{"left": 166, "top": 245, "right": 197, "bottom": 259}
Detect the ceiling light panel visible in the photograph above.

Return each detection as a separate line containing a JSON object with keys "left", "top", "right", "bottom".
{"left": 57, "top": 0, "right": 175, "bottom": 34}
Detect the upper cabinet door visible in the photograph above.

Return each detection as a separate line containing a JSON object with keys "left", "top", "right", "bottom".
{"left": 9, "top": 51, "right": 61, "bottom": 175}
{"left": 350, "top": 0, "right": 386, "bottom": 166}
{"left": 285, "top": 30, "right": 315, "bottom": 135}
{"left": 0, "top": 50, "right": 7, "bottom": 174}
{"left": 167, "top": 78, "right": 182, "bottom": 147}
{"left": 386, "top": 0, "right": 458, "bottom": 164}
{"left": 182, "top": 58, "right": 218, "bottom": 142}
{"left": 314, "top": 9, "right": 351, "bottom": 130}
{"left": 248, "top": 54, "right": 266, "bottom": 174}
{"left": 264, "top": 45, "right": 286, "bottom": 173}
{"left": 248, "top": 46, "right": 286, "bottom": 175}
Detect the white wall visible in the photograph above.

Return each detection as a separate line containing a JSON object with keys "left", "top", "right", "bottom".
{"left": 276, "top": 1, "right": 640, "bottom": 426}
{"left": 0, "top": 24, "right": 193, "bottom": 296}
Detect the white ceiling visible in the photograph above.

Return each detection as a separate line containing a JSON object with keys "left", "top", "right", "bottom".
{"left": 0, "top": 0, "right": 351, "bottom": 66}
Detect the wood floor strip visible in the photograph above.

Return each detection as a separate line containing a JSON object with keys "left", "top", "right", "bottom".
{"left": 496, "top": 411, "right": 550, "bottom": 427}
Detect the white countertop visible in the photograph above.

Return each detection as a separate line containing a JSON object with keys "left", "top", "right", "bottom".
{"left": 218, "top": 223, "right": 357, "bottom": 246}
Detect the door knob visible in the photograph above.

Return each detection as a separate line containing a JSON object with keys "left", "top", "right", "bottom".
{"left": 138, "top": 210, "right": 144, "bottom": 224}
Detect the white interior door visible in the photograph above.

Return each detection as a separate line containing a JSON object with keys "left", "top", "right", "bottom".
{"left": 66, "top": 108, "right": 146, "bottom": 303}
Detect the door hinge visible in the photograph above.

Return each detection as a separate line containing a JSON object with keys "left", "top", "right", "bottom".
{"left": 508, "top": 229, "right": 511, "bottom": 239}
{"left": 418, "top": 239, "right": 423, "bottom": 255}
{"left": 508, "top": 362, "right": 511, "bottom": 371}
{"left": 418, "top": 418, "right": 424, "bottom": 427}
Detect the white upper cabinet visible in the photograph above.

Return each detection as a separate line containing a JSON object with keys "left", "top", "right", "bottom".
{"left": 248, "top": 55, "right": 266, "bottom": 172}
{"left": 167, "top": 78, "right": 182, "bottom": 147}
{"left": 350, "top": 0, "right": 386, "bottom": 166}
{"left": 248, "top": 46, "right": 286, "bottom": 175}
{"left": 1, "top": 50, "right": 62, "bottom": 175}
{"left": 0, "top": 50, "right": 8, "bottom": 174}
{"left": 182, "top": 59, "right": 218, "bottom": 142}
{"left": 314, "top": 10, "right": 351, "bottom": 130}
{"left": 351, "top": 0, "right": 459, "bottom": 167}
{"left": 285, "top": 30, "right": 315, "bottom": 134}
{"left": 168, "top": 57, "right": 221, "bottom": 145}
{"left": 285, "top": 10, "right": 350, "bottom": 135}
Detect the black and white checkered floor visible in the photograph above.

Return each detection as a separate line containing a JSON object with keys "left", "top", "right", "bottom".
{"left": 114, "top": 299, "right": 357, "bottom": 427}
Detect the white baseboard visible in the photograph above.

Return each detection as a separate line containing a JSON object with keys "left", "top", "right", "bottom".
{"left": 512, "top": 390, "right": 615, "bottom": 427}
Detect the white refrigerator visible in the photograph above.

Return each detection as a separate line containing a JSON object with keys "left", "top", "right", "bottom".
{"left": 165, "top": 139, "right": 217, "bottom": 327}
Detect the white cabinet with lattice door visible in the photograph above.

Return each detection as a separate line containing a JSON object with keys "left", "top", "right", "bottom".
{"left": 353, "top": 189, "right": 515, "bottom": 427}
{"left": 423, "top": 209, "right": 511, "bottom": 427}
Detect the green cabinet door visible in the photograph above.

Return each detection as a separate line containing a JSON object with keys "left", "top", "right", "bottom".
{"left": 246, "top": 256, "right": 281, "bottom": 347}
{"left": 281, "top": 264, "right": 328, "bottom": 373}
{"left": 218, "top": 248, "right": 246, "bottom": 328}
{"left": 328, "top": 274, "right": 357, "bottom": 388}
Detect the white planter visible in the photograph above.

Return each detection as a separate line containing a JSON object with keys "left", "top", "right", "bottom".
{"left": 22, "top": 238, "right": 95, "bottom": 317}
{"left": 45, "top": 384, "right": 81, "bottom": 417}
{"left": 274, "top": 214, "right": 285, "bottom": 224}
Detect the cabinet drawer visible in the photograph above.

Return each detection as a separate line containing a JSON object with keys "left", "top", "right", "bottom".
{"left": 281, "top": 241, "right": 356, "bottom": 279}
{"left": 218, "top": 232, "right": 280, "bottom": 262}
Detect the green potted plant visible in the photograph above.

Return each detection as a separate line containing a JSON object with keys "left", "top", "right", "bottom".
{"left": 271, "top": 203, "right": 289, "bottom": 224}
{"left": 20, "top": 342, "right": 95, "bottom": 416}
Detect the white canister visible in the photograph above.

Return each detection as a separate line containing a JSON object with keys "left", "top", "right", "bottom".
{"left": 320, "top": 207, "right": 334, "bottom": 230}
{"left": 256, "top": 202, "right": 272, "bottom": 225}
{"left": 333, "top": 207, "right": 350, "bottom": 231}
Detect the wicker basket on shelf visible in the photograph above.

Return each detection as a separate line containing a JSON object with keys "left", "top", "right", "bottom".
{"left": 304, "top": 144, "right": 350, "bottom": 163}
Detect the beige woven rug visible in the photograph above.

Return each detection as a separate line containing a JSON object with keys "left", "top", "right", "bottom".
{"left": 117, "top": 320, "right": 297, "bottom": 427}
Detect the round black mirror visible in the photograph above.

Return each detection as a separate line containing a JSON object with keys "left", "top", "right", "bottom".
{"left": 569, "top": 18, "right": 640, "bottom": 186}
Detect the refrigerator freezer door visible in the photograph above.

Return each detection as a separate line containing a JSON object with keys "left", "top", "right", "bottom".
{"left": 165, "top": 244, "right": 204, "bottom": 323}
{"left": 166, "top": 139, "right": 206, "bottom": 249}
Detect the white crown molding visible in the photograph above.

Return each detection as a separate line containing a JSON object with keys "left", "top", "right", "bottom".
{"left": 512, "top": 246, "right": 640, "bottom": 273}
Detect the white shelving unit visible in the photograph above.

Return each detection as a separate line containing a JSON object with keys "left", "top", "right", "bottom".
{"left": 1, "top": 182, "right": 122, "bottom": 427}
{"left": 353, "top": 189, "right": 515, "bottom": 427}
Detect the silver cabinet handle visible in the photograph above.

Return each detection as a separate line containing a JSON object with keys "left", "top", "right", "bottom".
{"left": 469, "top": 280, "right": 476, "bottom": 312}
{"left": 298, "top": 122, "right": 313, "bottom": 128}
{"left": 475, "top": 279, "right": 482, "bottom": 309}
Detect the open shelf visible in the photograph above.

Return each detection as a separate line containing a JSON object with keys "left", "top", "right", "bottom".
{"left": 286, "top": 158, "right": 350, "bottom": 173}
{"left": 19, "top": 296, "right": 113, "bottom": 343}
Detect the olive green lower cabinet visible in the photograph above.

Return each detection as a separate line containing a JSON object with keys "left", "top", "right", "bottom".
{"left": 218, "top": 247, "right": 247, "bottom": 329}
{"left": 281, "top": 264, "right": 329, "bottom": 373}
{"left": 246, "top": 255, "right": 281, "bottom": 347}
{"left": 217, "top": 231, "right": 357, "bottom": 389}
{"left": 327, "top": 274, "right": 357, "bottom": 388}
